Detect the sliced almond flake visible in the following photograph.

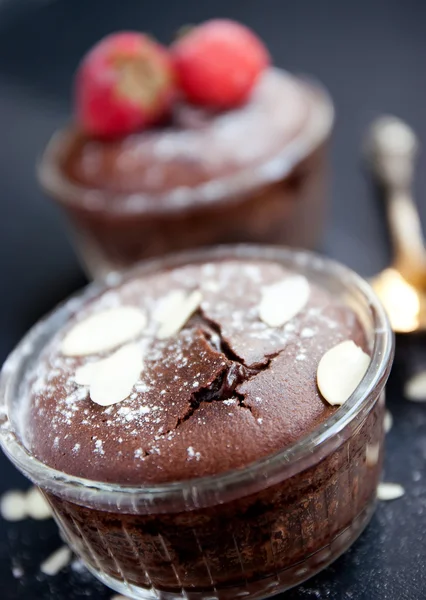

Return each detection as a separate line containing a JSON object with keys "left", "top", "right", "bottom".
{"left": 377, "top": 482, "right": 405, "bottom": 501}
{"left": 404, "top": 371, "right": 426, "bottom": 402}
{"left": 89, "top": 343, "right": 143, "bottom": 406}
{"left": 317, "top": 340, "right": 370, "bottom": 406}
{"left": 203, "top": 279, "right": 220, "bottom": 292}
{"left": 384, "top": 410, "right": 393, "bottom": 433}
{"left": 111, "top": 596, "right": 131, "bottom": 600}
{"left": 365, "top": 443, "right": 380, "bottom": 467}
{"left": 157, "top": 290, "right": 202, "bottom": 339}
{"left": 0, "top": 490, "right": 27, "bottom": 522}
{"left": 153, "top": 290, "right": 186, "bottom": 323}
{"left": 61, "top": 307, "right": 147, "bottom": 357}
{"left": 40, "top": 546, "right": 72, "bottom": 576}
{"left": 259, "top": 275, "right": 310, "bottom": 328}
{"left": 25, "top": 486, "right": 52, "bottom": 520}
{"left": 74, "top": 361, "right": 102, "bottom": 386}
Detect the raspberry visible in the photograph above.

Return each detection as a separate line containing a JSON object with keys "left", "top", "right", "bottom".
{"left": 172, "top": 20, "right": 270, "bottom": 109}
{"left": 75, "top": 32, "right": 176, "bottom": 138}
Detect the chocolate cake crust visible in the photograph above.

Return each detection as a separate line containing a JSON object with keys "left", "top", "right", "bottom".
{"left": 25, "top": 258, "right": 367, "bottom": 485}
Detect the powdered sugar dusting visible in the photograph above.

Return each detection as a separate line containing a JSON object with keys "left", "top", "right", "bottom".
{"left": 187, "top": 446, "right": 202, "bottom": 461}
{"left": 116, "top": 70, "right": 309, "bottom": 196}
{"left": 94, "top": 439, "right": 104, "bottom": 455}
{"left": 22, "top": 258, "right": 359, "bottom": 482}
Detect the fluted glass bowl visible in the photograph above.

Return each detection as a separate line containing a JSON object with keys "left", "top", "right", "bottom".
{"left": 0, "top": 245, "right": 393, "bottom": 599}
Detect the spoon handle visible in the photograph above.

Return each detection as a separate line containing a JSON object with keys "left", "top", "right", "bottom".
{"left": 368, "top": 116, "right": 426, "bottom": 286}
{"left": 386, "top": 188, "right": 426, "bottom": 285}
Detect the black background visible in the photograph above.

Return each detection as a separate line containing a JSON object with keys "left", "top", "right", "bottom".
{"left": 0, "top": 1, "right": 425, "bottom": 599}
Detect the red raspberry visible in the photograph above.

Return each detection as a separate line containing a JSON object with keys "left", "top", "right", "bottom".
{"left": 172, "top": 20, "right": 270, "bottom": 109}
{"left": 75, "top": 32, "right": 176, "bottom": 138}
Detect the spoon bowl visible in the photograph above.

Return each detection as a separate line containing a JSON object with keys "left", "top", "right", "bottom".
{"left": 369, "top": 268, "right": 426, "bottom": 333}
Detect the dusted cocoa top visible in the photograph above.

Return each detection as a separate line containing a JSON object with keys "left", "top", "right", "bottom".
{"left": 23, "top": 258, "right": 367, "bottom": 485}
{"left": 58, "top": 69, "right": 311, "bottom": 200}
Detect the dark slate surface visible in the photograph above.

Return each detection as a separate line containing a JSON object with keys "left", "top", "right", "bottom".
{"left": 0, "top": 1, "right": 425, "bottom": 598}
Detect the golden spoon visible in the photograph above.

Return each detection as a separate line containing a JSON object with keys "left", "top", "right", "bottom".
{"left": 367, "top": 116, "right": 426, "bottom": 332}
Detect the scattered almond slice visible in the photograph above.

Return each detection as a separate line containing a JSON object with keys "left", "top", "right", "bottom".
{"left": 317, "top": 340, "right": 370, "bottom": 406}
{"left": 377, "top": 482, "right": 405, "bottom": 501}
{"left": 40, "top": 546, "right": 72, "bottom": 576}
{"left": 89, "top": 343, "right": 144, "bottom": 406}
{"left": 25, "top": 486, "right": 52, "bottom": 520}
{"left": 259, "top": 275, "right": 310, "bottom": 328}
{"left": 157, "top": 290, "right": 202, "bottom": 339}
{"left": 404, "top": 371, "right": 426, "bottom": 402}
{"left": 12, "top": 565, "right": 24, "bottom": 579}
{"left": 61, "top": 307, "right": 147, "bottom": 357}
{"left": 384, "top": 410, "right": 393, "bottom": 433}
{"left": 365, "top": 443, "right": 380, "bottom": 467}
{"left": 111, "top": 596, "right": 131, "bottom": 600}
{"left": 1, "top": 488, "right": 52, "bottom": 521}
{"left": 0, "top": 490, "right": 27, "bottom": 522}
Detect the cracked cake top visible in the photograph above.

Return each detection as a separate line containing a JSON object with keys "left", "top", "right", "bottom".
{"left": 23, "top": 258, "right": 367, "bottom": 484}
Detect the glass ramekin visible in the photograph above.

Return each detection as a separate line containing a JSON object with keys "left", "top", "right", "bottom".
{"left": 0, "top": 245, "right": 393, "bottom": 599}
{"left": 38, "top": 74, "right": 334, "bottom": 279}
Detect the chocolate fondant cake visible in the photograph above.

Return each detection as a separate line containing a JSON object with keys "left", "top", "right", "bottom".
{"left": 39, "top": 67, "right": 332, "bottom": 276}
{"left": 12, "top": 252, "right": 386, "bottom": 598}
